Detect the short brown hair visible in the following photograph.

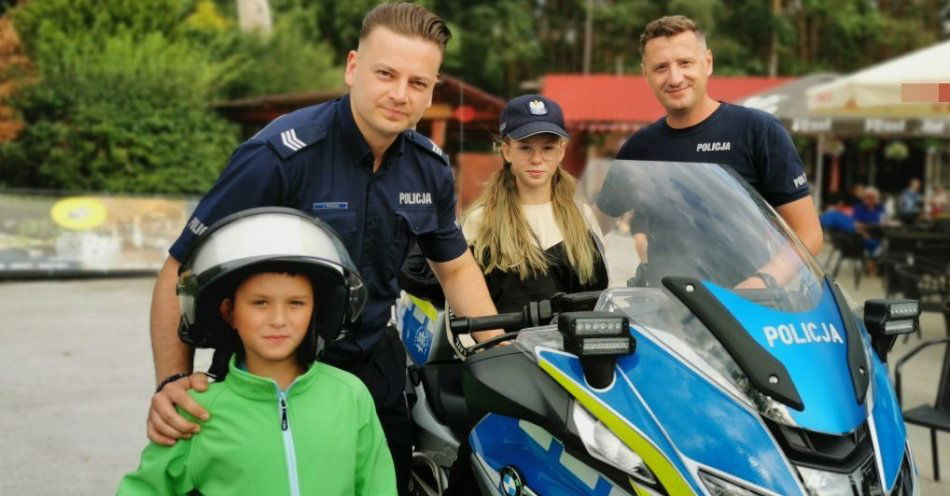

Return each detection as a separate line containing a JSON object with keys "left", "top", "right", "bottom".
{"left": 360, "top": 2, "right": 451, "bottom": 51}
{"left": 639, "top": 15, "right": 705, "bottom": 54}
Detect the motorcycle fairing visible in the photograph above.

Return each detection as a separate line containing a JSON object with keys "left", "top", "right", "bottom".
{"left": 867, "top": 347, "right": 908, "bottom": 492}
{"left": 609, "top": 332, "right": 807, "bottom": 495}
{"left": 469, "top": 413, "right": 630, "bottom": 495}
{"left": 398, "top": 294, "right": 439, "bottom": 366}
{"left": 704, "top": 280, "right": 867, "bottom": 435}
{"left": 537, "top": 340, "right": 808, "bottom": 495}
{"left": 536, "top": 347, "right": 705, "bottom": 495}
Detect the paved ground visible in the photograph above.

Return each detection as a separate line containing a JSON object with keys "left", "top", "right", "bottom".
{"left": 0, "top": 276, "right": 214, "bottom": 494}
{"left": 1, "top": 252, "right": 948, "bottom": 494}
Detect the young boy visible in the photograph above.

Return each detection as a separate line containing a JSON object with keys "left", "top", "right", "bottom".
{"left": 118, "top": 208, "right": 396, "bottom": 495}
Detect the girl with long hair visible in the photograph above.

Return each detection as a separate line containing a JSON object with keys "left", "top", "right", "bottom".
{"left": 463, "top": 95, "right": 608, "bottom": 313}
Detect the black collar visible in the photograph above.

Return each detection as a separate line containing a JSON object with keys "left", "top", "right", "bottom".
{"left": 336, "top": 94, "right": 406, "bottom": 170}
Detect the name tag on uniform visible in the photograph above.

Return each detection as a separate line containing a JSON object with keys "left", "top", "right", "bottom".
{"left": 313, "top": 202, "right": 348, "bottom": 211}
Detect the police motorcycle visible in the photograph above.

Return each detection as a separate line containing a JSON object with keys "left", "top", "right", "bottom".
{"left": 395, "top": 160, "right": 921, "bottom": 496}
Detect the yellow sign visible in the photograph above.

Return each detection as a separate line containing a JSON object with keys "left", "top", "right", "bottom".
{"left": 50, "top": 197, "right": 108, "bottom": 230}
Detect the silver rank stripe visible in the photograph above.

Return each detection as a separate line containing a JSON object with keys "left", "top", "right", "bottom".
{"left": 280, "top": 129, "right": 306, "bottom": 151}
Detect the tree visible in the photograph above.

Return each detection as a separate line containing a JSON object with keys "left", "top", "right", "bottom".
{"left": 1, "top": 0, "right": 342, "bottom": 193}
{"left": 437, "top": 0, "right": 541, "bottom": 96}
{"left": 0, "top": 0, "right": 239, "bottom": 193}
{"left": 1, "top": 31, "right": 241, "bottom": 193}
{"left": 591, "top": 0, "right": 660, "bottom": 74}
{"left": 783, "top": 0, "right": 937, "bottom": 74}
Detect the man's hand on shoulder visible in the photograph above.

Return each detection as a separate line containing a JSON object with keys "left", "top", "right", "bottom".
{"left": 147, "top": 373, "right": 210, "bottom": 445}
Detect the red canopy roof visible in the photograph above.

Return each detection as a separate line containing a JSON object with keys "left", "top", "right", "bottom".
{"left": 541, "top": 74, "right": 792, "bottom": 130}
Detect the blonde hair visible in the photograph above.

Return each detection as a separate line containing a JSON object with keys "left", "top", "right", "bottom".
{"left": 360, "top": 2, "right": 451, "bottom": 51}
{"left": 467, "top": 139, "right": 600, "bottom": 284}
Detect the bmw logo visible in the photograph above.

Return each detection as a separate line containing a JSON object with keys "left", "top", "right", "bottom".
{"left": 499, "top": 466, "right": 523, "bottom": 496}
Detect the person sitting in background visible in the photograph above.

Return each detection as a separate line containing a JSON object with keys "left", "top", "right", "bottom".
{"left": 819, "top": 192, "right": 857, "bottom": 234}
{"left": 898, "top": 178, "right": 924, "bottom": 226}
{"left": 843, "top": 183, "right": 865, "bottom": 215}
{"left": 852, "top": 187, "right": 885, "bottom": 273}
{"left": 854, "top": 187, "right": 884, "bottom": 233}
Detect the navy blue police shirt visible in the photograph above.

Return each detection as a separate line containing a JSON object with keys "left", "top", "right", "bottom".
{"left": 601, "top": 101, "right": 808, "bottom": 214}
{"left": 170, "top": 95, "right": 467, "bottom": 358}
{"left": 597, "top": 102, "right": 808, "bottom": 286}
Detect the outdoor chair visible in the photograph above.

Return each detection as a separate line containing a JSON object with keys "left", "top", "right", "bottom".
{"left": 893, "top": 262, "right": 950, "bottom": 342}
{"left": 916, "top": 244, "right": 950, "bottom": 267}
{"left": 822, "top": 228, "right": 841, "bottom": 267}
{"left": 880, "top": 254, "right": 910, "bottom": 297}
{"left": 895, "top": 298, "right": 950, "bottom": 481}
{"left": 827, "top": 230, "right": 867, "bottom": 288}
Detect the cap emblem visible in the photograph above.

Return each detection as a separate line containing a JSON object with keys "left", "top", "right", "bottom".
{"left": 528, "top": 99, "right": 548, "bottom": 116}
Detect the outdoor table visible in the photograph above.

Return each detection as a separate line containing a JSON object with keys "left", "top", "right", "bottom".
{"left": 880, "top": 227, "right": 950, "bottom": 265}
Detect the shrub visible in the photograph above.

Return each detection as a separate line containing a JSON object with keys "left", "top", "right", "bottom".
{"left": 1, "top": 32, "right": 239, "bottom": 193}
{"left": 2, "top": 0, "right": 343, "bottom": 193}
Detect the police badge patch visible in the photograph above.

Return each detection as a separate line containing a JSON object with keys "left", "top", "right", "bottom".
{"left": 527, "top": 99, "right": 548, "bottom": 115}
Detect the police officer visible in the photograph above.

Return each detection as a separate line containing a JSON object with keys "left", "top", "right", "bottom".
{"left": 145, "top": 4, "right": 500, "bottom": 494}
{"left": 595, "top": 15, "right": 822, "bottom": 289}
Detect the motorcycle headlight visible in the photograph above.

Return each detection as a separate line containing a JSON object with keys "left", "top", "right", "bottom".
{"left": 571, "top": 402, "right": 656, "bottom": 485}
{"left": 698, "top": 471, "right": 766, "bottom": 496}
{"left": 797, "top": 458, "right": 884, "bottom": 496}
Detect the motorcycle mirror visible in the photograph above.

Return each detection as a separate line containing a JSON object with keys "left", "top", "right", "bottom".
{"left": 864, "top": 299, "right": 920, "bottom": 362}
{"left": 560, "top": 312, "right": 635, "bottom": 389}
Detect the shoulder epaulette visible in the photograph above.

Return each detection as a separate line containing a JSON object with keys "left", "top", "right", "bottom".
{"left": 406, "top": 130, "right": 450, "bottom": 166}
{"left": 265, "top": 122, "right": 327, "bottom": 160}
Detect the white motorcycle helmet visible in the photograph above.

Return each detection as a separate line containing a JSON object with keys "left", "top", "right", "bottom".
{"left": 176, "top": 207, "right": 366, "bottom": 360}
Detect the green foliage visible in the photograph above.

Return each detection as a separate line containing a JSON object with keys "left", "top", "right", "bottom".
{"left": 2, "top": 6, "right": 240, "bottom": 193}
{"left": 884, "top": 141, "right": 909, "bottom": 161}
{"left": 3, "top": 0, "right": 346, "bottom": 194}
{"left": 3, "top": 102, "right": 238, "bottom": 193}
{"left": 857, "top": 137, "right": 879, "bottom": 152}
{"left": 3, "top": 0, "right": 946, "bottom": 194}
{"left": 874, "top": 14, "right": 937, "bottom": 61}
{"left": 185, "top": 0, "right": 231, "bottom": 31}
{"left": 440, "top": 0, "right": 541, "bottom": 96}
{"left": 315, "top": 0, "right": 436, "bottom": 59}
{"left": 177, "top": 2, "right": 341, "bottom": 99}
{"left": 321, "top": 0, "right": 385, "bottom": 55}
{"left": 666, "top": 0, "right": 720, "bottom": 34}
{"left": 217, "top": 12, "right": 341, "bottom": 98}
{"left": 776, "top": 0, "right": 938, "bottom": 74}
{"left": 12, "top": 0, "right": 193, "bottom": 52}
{"left": 713, "top": 0, "right": 774, "bottom": 74}
{"left": 793, "top": 136, "right": 813, "bottom": 150}
{"left": 592, "top": 0, "right": 659, "bottom": 73}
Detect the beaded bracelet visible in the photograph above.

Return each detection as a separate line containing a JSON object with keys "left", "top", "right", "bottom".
{"left": 155, "top": 372, "right": 190, "bottom": 394}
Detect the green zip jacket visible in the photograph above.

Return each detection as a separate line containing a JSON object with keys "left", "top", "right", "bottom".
{"left": 117, "top": 358, "right": 396, "bottom": 495}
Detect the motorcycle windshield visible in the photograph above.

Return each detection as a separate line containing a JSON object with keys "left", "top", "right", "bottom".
{"left": 587, "top": 160, "right": 864, "bottom": 432}
{"left": 594, "top": 159, "right": 823, "bottom": 302}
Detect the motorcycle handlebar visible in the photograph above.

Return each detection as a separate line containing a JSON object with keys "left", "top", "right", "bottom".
{"left": 553, "top": 290, "right": 601, "bottom": 312}
{"left": 449, "top": 291, "right": 602, "bottom": 335}
{"left": 449, "top": 312, "right": 527, "bottom": 334}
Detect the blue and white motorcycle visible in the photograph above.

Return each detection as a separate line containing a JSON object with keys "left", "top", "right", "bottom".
{"left": 396, "top": 160, "right": 921, "bottom": 496}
